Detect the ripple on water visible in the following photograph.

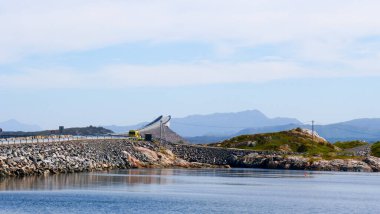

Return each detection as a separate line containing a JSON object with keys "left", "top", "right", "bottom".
{"left": 0, "top": 168, "right": 379, "bottom": 214}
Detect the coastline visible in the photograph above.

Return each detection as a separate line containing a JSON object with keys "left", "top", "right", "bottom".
{"left": 0, "top": 139, "right": 379, "bottom": 179}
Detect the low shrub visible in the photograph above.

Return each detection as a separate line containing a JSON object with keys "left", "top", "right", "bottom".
{"left": 371, "top": 142, "right": 380, "bottom": 157}
{"left": 334, "top": 141, "right": 368, "bottom": 150}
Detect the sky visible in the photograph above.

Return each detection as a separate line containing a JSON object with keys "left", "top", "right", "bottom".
{"left": 1, "top": 0, "right": 380, "bottom": 129}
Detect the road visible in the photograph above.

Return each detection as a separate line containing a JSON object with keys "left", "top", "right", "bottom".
{"left": 0, "top": 135, "right": 130, "bottom": 145}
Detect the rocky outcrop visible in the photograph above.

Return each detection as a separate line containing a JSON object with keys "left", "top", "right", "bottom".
{"left": 164, "top": 142, "right": 380, "bottom": 172}
{"left": 0, "top": 140, "right": 222, "bottom": 178}
{"left": 165, "top": 142, "right": 294, "bottom": 165}
{"left": 344, "top": 144, "right": 372, "bottom": 157}
{"left": 228, "top": 154, "right": 379, "bottom": 172}
{"left": 363, "top": 156, "right": 380, "bottom": 172}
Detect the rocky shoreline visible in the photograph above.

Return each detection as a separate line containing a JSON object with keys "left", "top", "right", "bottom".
{"left": 0, "top": 139, "right": 223, "bottom": 178}
{"left": 167, "top": 143, "right": 380, "bottom": 172}
{"left": 0, "top": 139, "right": 380, "bottom": 179}
{"left": 230, "top": 153, "right": 380, "bottom": 172}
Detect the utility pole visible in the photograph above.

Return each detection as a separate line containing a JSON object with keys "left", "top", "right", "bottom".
{"left": 160, "top": 120, "right": 163, "bottom": 145}
{"left": 163, "top": 123, "right": 166, "bottom": 142}
{"left": 312, "top": 120, "right": 315, "bottom": 142}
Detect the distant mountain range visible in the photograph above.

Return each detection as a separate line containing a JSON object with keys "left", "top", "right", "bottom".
{"left": 103, "top": 110, "right": 301, "bottom": 137}
{"left": 104, "top": 122, "right": 148, "bottom": 134}
{"left": 170, "top": 110, "right": 301, "bottom": 137}
{"left": 2, "top": 110, "right": 380, "bottom": 143}
{"left": 315, "top": 119, "right": 380, "bottom": 142}
{"left": 187, "top": 118, "right": 380, "bottom": 144}
{"left": 103, "top": 111, "right": 380, "bottom": 143}
{"left": 103, "top": 110, "right": 300, "bottom": 136}
{"left": 0, "top": 119, "right": 41, "bottom": 132}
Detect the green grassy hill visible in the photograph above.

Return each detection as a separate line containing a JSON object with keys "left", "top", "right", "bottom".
{"left": 334, "top": 141, "right": 369, "bottom": 150}
{"left": 210, "top": 128, "right": 339, "bottom": 156}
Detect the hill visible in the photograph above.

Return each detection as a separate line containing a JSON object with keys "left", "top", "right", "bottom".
{"left": 189, "top": 119, "right": 380, "bottom": 144}
{"left": 338, "top": 118, "right": 380, "bottom": 130}
{"left": 104, "top": 122, "right": 148, "bottom": 134}
{"left": 210, "top": 128, "right": 338, "bottom": 156}
{"left": 235, "top": 124, "right": 301, "bottom": 136}
{"left": 237, "top": 124, "right": 380, "bottom": 143}
{"left": 334, "top": 141, "right": 369, "bottom": 150}
{"left": 170, "top": 110, "right": 301, "bottom": 137}
{"left": 0, "top": 119, "right": 42, "bottom": 132}
{"left": 102, "top": 114, "right": 380, "bottom": 144}
{"left": 371, "top": 142, "right": 380, "bottom": 157}
{"left": 311, "top": 123, "right": 380, "bottom": 142}
{"left": 185, "top": 135, "right": 231, "bottom": 144}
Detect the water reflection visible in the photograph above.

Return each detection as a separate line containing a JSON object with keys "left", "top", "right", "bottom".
{"left": 0, "top": 169, "right": 175, "bottom": 191}
{"left": 0, "top": 169, "right": 379, "bottom": 213}
{"left": 0, "top": 168, "right": 321, "bottom": 191}
{"left": 169, "top": 168, "right": 315, "bottom": 178}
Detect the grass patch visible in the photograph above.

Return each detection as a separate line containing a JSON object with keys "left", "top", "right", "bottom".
{"left": 214, "top": 129, "right": 370, "bottom": 160}
{"left": 218, "top": 129, "right": 337, "bottom": 157}
{"left": 334, "top": 140, "right": 368, "bottom": 150}
{"left": 371, "top": 142, "right": 380, "bottom": 157}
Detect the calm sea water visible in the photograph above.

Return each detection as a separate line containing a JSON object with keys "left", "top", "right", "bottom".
{"left": 0, "top": 168, "right": 379, "bottom": 214}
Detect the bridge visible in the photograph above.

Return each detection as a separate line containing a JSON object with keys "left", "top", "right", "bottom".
{"left": 0, "top": 115, "right": 186, "bottom": 145}
{"left": 115, "top": 115, "right": 186, "bottom": 144}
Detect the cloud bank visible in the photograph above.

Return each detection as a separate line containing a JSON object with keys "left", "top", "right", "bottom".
{"left": 0, "top": 0, "right": 380, "bottom": 88}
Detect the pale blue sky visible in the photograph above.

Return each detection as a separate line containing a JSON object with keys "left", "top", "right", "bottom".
{"left": 0, "top": 1, "right": 380, "bottom": 129}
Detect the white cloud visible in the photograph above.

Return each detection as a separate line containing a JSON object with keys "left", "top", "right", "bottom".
{"left": 1, "top": 57, "right": 380, "bottom": 89}
{"left": 1, "top": 0, "right": 380, "bottom": 63}
{"left": 1, "top": 0, "right": 380, "bottom": 88}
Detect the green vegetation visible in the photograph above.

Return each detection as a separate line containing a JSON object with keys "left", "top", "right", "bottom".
{"left": 334, "top": 140, "right": 368, "bottom": 150}
{"left": 214, "top": 129, "right": 337, "bottom": 157}
{"left": 371, "top": 142, "right": 380, "bottom": 157}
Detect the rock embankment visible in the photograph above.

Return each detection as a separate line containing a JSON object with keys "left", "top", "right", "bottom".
{"left": 164, "top": 142, "right": 380, "bottom": 172}
{"left": 230, "top": 154, "right": 380, "bottom": 172}
{"left": 1, "top": 140, "right": 380, "bottom": 179}
{"left": 166, "top": 143, "right": 291, "bottom": 165}
{"left": 0, "top": 140, "right": 221, "bottom": 178}
{"left": 344, "top": 144, "right": 372, "bottom": 157}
